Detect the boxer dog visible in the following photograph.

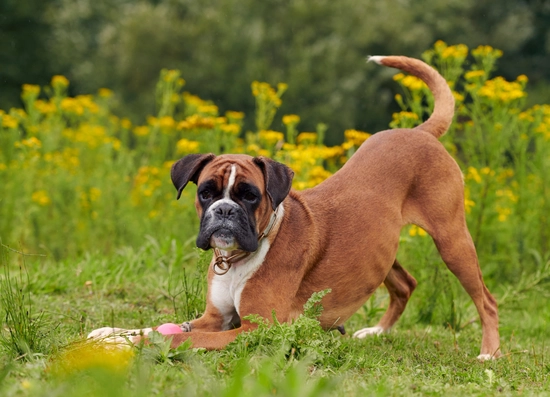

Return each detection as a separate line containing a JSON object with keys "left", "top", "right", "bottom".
{"left": 89, "top": 56, "right": 501, "bottom": 360}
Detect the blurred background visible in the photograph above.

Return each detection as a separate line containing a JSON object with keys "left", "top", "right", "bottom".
{"left": 2, "top": 0, "right": 550, "bottom": 144}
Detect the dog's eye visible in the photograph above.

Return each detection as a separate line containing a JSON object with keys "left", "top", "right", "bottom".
{"left": 199, "top": 190, "right": 212, "bottom": 201}
{"left": 242, "top": 191, "right": 258, "bottom": 203}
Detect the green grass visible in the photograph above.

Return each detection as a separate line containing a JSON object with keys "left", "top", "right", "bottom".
{"left": 0, "top": 238, "right": 548, "bottom": 396}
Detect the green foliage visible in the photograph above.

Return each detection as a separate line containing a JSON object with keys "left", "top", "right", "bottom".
{"left": 140, "top": 331, "right": 193, "bottom": 364}
{"left": 0, "top": 244, "right": 51, "bottom": 359}
{"left": 228, "top": 289, "right": 338, "bottom": 363}
{"left": 0, "top": 239, "right": 548, "bottom": 395}
{"left": 4, "top": 0, "right": 550, "bottom": 140}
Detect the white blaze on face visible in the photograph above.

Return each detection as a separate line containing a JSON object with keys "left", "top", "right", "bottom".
{"left": 207, "top": 164, "right": 239, "bottom": 215}
{"left": 224, "top": 164, "right": 237, "bottom": 199}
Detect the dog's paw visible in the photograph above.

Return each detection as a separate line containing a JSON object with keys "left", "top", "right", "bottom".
{"left": 87, "top": 327, "right": 142, "bottom": 348}
{"left": 353, "top": 326, "right": 385, "bottom": 339}
{"left": 87, "top": 327, "right": 128, "bottom": 339}
{"left": 180, "top": 322, "right": 193, "bottom": 332}
{"left": 477, "top": 353, "right": 497, "bottom": 362}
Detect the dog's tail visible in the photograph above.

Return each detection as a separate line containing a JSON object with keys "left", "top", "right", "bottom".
{"left": 369, "top": 55, "right": 454, "bottom": 139}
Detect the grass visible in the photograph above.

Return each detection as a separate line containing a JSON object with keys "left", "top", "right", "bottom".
{"left": 0, "top": 238, "right": 549, "bottom": 396}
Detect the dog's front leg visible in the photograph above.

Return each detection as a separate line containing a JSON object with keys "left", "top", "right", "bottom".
{"left": 133, "top": 320, "right": 257, "bottom": 350}
{"left": 179, "top": 300, "right": 238, "bottom": 333}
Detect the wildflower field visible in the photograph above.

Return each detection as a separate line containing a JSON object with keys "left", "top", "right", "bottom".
{"left": 1, "top": 42, "right": 549, "bottom": 396}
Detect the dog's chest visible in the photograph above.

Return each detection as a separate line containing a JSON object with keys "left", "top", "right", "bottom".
{"left": 209, "top": 241, "right": 270, "bottom": 329}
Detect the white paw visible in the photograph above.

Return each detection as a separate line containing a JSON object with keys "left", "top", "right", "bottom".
{"left": 477, "top": 353, "right": 496, "bottom": 362}
{"left": 87, "top": 327, "right": 128, "bottom": 339}
{"left": 87, "top": 327, "right": 153, "bottom": 348}
{"left": 353, "top": 326, "right": 385, "bottom": 339}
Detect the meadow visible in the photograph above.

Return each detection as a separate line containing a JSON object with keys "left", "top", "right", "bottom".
{"left": 0, "top": 42, "right": 549, "bottom": 396}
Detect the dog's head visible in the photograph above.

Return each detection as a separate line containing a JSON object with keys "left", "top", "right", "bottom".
{"left": 171, "top": 154, "right": 294, "bottom": 252}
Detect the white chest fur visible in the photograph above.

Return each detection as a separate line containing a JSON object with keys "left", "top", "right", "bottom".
{"left": 209, "top": 239, "right": 271, "bottom": 330}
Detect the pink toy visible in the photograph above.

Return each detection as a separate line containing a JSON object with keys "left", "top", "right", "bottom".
{"left": 156, "top": 323, "right": 184, "bottom": 335}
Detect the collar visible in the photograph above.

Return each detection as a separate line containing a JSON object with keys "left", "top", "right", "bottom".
{"left": 212, "top": 206, "right": 280, "bottom": 276}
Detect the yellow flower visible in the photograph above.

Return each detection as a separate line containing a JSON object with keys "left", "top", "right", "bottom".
{"left": 393, "top": 73, "right": 405, "bottom": 82}
{"left": 34, "top": 100, "right": 57, "bottom": 114}
{"left": 32, "top": 190, "right": 51, "bottom": 206}
{"left": 98, "top": 88, "right": 113, "bottom": 98}
{"left": 60, "top": 98, "right": 84, "bottom": 115}
{"left": 518, "top": 111, "right": 534, "bottom": 122}
{"left": 464, "top": 70, "right": 485, "bottom": 80}
{"left": 344, "top": 129, "right": 371, "bottom": 147}
{"left": 277, "top": 83, "right": 288, "bottom": 92}
{"left": 496, "top": 207, "right": 512, "bottom": 222}
{"left": 472, "top": 45, "right": 503, "bottom": 58}
{"left": 226, "top": 111, "right": 245, "bottom": 120}
{"left": 177, "top": 114, "right": 216, "bottom": 130}
{"left": 161, "top": 69, "right": 182, "bottom": 83}
{"left": 251, "top": 81, "right": 284, "bottom": 107}
{"left": 478, "top": 77, "right": 526, "bottom": 103}
{"left": 64, "top": 125, "right": 110, "bottom": 149}
{"left": 147, "top": 116, "right": 158, "bottom": 126}
{"left": 22, "top": 84, "right": 40, "bottom": 97}
{"left": 246, "top": 144, "right": 262, "bottom": 155}
{"left": 434, "top": 40, "right": 448, "bottom": 53}
{"left": 282, "top": 114, "right": 300, "bottom": 126}
{"left": 133, "top": 126, "right": 149, "bottom": 136}
{"left": 297, "top": 132, "right": 318, "bottom": 145}
{"left": 496, "top": 188, "right": 518, "bottom": 203}
{"left": 51, "top": 75, "right": 69, "bottom": 88}
{"left": 393, "top": 74, "right": 426, "bottom": 91}
{"left": 409, "top": 225, "right": 427, "bottom": 237}
{"left": 158, "top": 116, "right": 176, "bottom": 130}
{"left": 182, "top": 92, "right": 208, "bottom": 108}
{"left": 15, "top": 137, "right": 42, "bottom": 150}
{"left": 516, "top": 75, "right": 528, "bottom": 83}
{"left": 176, "top": 138, "right": 201, "bottom": 154}
{"left": 1, "top": 114, "right": 19, "bottom": 129}
{"left": 120, "top": 118, "right": 132, "bottom": 129}
{"left": 89, "top": 188, "right": 102, "bottom": 202}
{"left": 390, "top": 111, "right": 420, "bottom": 128}
{"left": 464, "top": 198, "right": 475, "bottom": 214}
{"left": 466, "top": 167, "right": 482, "bottom": 184}
{"left": 221, "top": 123, "right": 240, "bottom": 135}
{"left": 259, "top": 130, "right": 284, "bottom": 146}
{"left": 198, "top": 104, "right": 219, "bottom": 115}
{"left": 441, "top": 44, "right": 468, "bottom": 59}
{"left": 452, "top": 91, "right": 464, "bottom": 102}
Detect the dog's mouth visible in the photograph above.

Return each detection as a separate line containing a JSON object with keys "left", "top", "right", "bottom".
{"left": 209, "top": 228, "right": 239, "bottom": 251}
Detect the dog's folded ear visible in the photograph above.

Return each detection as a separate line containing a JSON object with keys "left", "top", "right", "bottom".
{"left": 253, "top": 157, "right": 294, "bottom": 210}
{"left": 171, "top": 153, "right": 216, "bottom": 199}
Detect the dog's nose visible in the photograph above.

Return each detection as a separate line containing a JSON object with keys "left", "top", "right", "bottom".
{"left": 214, "top": 203, "right": 235, "bottom": 219}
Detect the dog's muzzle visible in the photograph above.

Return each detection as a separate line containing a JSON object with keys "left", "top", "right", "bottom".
{"left": 196, "top": 201, "right": 258, "bottom": 252}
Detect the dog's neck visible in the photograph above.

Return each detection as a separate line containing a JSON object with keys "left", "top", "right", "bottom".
{"left": 212, "top": 205, "right": 282, "bottom": 275}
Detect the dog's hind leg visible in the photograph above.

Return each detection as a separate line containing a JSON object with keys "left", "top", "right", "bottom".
{"left": 353, "top": 259, "right": 417, "bottom": 338}
{"left": 430, "top": 222, "right": 501, "bottom": 360}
